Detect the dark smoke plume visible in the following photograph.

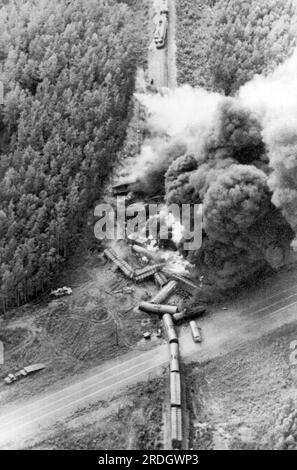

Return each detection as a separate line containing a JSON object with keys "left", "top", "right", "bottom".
{"left": 133, "top": 61, "right": 297, "bottom": 289}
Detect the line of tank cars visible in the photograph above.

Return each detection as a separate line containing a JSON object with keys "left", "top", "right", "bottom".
{"left": 162, "top": 307, "right": 202, "bottom": 448}
{"left": 163, "top": 313, "right": 182, "bottom": 448}
{"left": 154, "top": 0, "right": 169, "bottom": 49}
{"left": 103, "top": 245, "right": 204, "bottom": 449}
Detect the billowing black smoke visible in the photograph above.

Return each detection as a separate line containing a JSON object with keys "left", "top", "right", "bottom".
{"left": 131, "top": 57, "right": 297, "bottom": 290}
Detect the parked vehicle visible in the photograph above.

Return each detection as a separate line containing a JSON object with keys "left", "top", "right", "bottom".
{"left": 50, "top": 286, "right": 72, "bottom": 297}
{"left": 4, "top": 364, "right": 45, "bottom": 384}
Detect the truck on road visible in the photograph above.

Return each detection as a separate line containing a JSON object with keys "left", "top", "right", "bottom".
{"left": 154, "top": 14, "right": 168, "bottom": 49}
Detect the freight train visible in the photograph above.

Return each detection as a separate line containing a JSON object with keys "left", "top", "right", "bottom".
{"left": 162, "top": 313, "right": 183, "bottom": 449}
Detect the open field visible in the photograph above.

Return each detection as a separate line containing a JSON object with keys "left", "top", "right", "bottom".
{"left": 186, "top": 321, "right": 297, "bottom": 449}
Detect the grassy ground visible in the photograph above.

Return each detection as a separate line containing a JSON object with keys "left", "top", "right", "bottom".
{"left": 25, "top": 375, "right": 166, "bottom": 450}
{"left": 186, "top": 321, "right": 297, "bottom": 449}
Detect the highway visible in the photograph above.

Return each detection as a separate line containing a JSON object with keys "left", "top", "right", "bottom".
{"left": 0, "top": 283, "right": 297, "bottom": 448}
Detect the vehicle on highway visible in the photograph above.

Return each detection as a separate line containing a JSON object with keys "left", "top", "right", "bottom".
{"left": 154, "top": 14, "right": 168, "bottom": 49}
{"left": 160, "top": 0, "right": 169, "bottom": 16}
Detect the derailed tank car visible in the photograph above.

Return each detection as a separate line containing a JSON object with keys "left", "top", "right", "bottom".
{"left": 162, "top": 313, "right": 178, "bottom": 343}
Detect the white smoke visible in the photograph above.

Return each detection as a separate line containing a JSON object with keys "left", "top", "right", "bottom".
{"left": 136, "top": 85, "right": 223, "bottom": 150}
{"left": 239, "top": 48, "right": 297, "bottom": 127}
{"left": 239, "top": 47, "right": 297, "bottom": 247}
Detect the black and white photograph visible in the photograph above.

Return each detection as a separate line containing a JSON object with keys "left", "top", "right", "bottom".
{"left": 1, "top": 0, "right": 297, "bottom": 457}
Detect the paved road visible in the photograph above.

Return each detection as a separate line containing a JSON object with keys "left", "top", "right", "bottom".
{"left": 148, "top": 0, "right": 176, "bottom": 89}
{"left": 1, "top": 283, "right": 297, "bottom": 448}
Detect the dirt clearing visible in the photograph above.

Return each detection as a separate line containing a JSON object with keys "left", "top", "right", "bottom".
{"left": 0, "top": 249, "right": 169, "bottom": 407}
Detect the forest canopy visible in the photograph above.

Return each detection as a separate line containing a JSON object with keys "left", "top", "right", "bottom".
{"left": 176, "top": 0, "right": 297, "bottom": 95}
{"left": 0, "top": 0, "right": 147, "bottom": 311}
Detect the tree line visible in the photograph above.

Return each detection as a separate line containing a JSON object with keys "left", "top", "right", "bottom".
{"left": 0, "top": 0, "right": 146, "bottom": 311}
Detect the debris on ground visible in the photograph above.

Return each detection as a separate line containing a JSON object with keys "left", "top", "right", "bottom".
{"left": 156, "top": 328, "right": 162, "bottom": 338}
{"left": 113, "top": 287, "right": 135, "bottom": 295}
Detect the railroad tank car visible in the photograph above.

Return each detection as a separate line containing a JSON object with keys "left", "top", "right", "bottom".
{"left": 171, "top": 406, "right": 182, "bottom": 449}
{"left": 170, "top": 371, "right": 181, "bottom": 407}
{"left": 103, "top": 249, "right": 134, "bottom": 279}
{"left": 169, "top": 342, "right": 180, "bottom": 372}
{"left": 151, "top": 280, "right": 178, "bottom": 304}
{"left": 189, "top": 320, "right": 202, "bottom": 343}
{"left": 139, "top": 302, "right": 178, "bottom": 315}
{"left": 154, "top": 271, "right": 168, "bottom": 288}
{"left": 134, "top": 264, "right": 165, "bottom": 283}
{"left": 162, "top": 313, "right": 178, "bottom": 343}
{"left": 173, "top": 306, "right": 206, "bottom": 324}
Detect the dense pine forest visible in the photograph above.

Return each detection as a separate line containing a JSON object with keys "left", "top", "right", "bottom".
{"left": 176, "top": 0, "right": 297, "bottom": 94}
{"left": 0, "top": 0, "right": 147, "bottom": 311}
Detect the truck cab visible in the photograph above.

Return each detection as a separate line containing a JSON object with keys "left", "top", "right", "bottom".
{"left": 154, "top": 15, "right": 168, "bottom": 49}
{"left": 160, "top": 0, "right": 169, "bottom": 16}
